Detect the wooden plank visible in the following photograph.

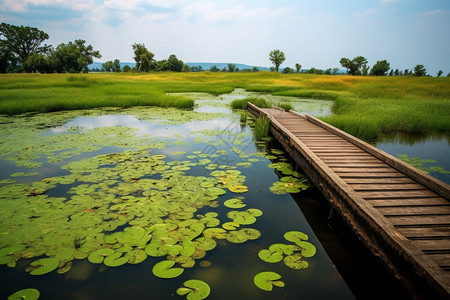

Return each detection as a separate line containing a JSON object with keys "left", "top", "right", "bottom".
{"left": 350, "top": 183, "right": 427, "bottom": 191}
{"left": 332, "top": 167, "right": 398, "bottom": 173}
{"left": 413, "top": 240, "right": 450, "bottom": 252}
{"left": 387, "top": 215, "right": 450, "bottom": 226}
{"left": 327, "top": 162, "right": 389, "bottom": 168}
{"left": 397, "top": 226, "right": 450, "bottom": 239}
{"left": 377, "top": 206, "right": 450, "bottom": 216}
{"left": 368, "top": 198, "right": 448, "bottom": 207}
{"left": 427, "top": 254, "right": 450, "bottom": 267}
{"left": 360, "top": 190, "right": 438, "bottom": 199}
{"left": 344, "top": 177, "right": 416, "bottom": 184}
{"left": 336, "top": 172, "right": 405, "bottom": 178}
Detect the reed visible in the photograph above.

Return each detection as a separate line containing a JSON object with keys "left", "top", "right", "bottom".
{"left": 278, "top": 102, "right": 293, "bottom": 112}
{"left": 253, "top": 116, "right": 271, "bottom": 140}
{"left": 230, "top": 97, "right": 273, "bottom": 109}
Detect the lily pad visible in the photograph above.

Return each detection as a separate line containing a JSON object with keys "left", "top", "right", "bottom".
{"left": 27, "top": 258, "right": 59, "bottom": 275}
{"left": 222, "top": 222, "right": 239, "bottom": 231}
{"left": 225, "top": 231, "right": 248, "bottom": 243}
{"left": 283, "top": 253, "right": 309, "bottom": 269}
{"left": 125, "top": 250, "right": 147, "bottom": 264}
{"left": 88, "top": 248, "right": 115, "bottom": 264}
{"left": 8, "top": 288, "right": 40, "bottom": 300}
{"left": 254, "top": 271, "right": 285, "bottom": 291}
{"left": 296, "top": 241, "right": 317, "bottom": 258}
{"left": 241, "top": 228, "right": 261, "bottom": 240}
{"left": 203, "top": 228, "right": 227, "bottom": 239}
{"left": 228, "top": 185, "right": 248, "bottom": 193}
{"left": 284, "top": 231, "right": 309, "bottom": 243}
{"left": 258, "top": 249, "right": 283, "bottom": 263}
{"left": 224, "top": 198, "right": 246, "bottom": 209}
{"left": 152, "top": 260, "right": 184, "bottom": 279}
{"left": 176, "top": 279, "right": 210, "bottom": 300}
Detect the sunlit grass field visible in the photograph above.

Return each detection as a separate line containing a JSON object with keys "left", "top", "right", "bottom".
{"left": 0, "top": 72, "right": 449, "bottom": 140}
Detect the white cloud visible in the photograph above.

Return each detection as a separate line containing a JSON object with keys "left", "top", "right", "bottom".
{"left": 418, "top": 9, "right": 450, "bottom": 16}
{"left": 0, "top": 0, "right": 95, "bottom": 12}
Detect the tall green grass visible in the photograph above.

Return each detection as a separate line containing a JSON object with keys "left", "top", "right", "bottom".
{"left": 230, "top": 97, "right": 273, "bottom": 109}
{"left": 0, "top": 73, "right": 448, "bottom": 142}
{"left": 253, "top": 116, "right": 271, "bottom": 140}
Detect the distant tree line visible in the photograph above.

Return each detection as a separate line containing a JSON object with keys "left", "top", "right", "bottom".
{"left": 269, "top": 49, "right": 448, "bottom": 77}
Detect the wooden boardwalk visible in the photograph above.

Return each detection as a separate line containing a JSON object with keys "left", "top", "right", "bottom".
{"left": 248, "top": 103, "right": 450, "bottom": 299}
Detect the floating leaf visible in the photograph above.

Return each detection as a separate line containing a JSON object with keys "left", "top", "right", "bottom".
{"left": 126, "top": 250, "right": 147, "bottom": 264}
{"left": 284, "top": 231, "right": 308, "bottom": 243}
{"left": 152, "top": 260, "right": 184, "bottom": 279}
{"left": 175, "top": 255, "right": 195, "bottom": 268}
{"left": 296, "top": 241, "right": 317, "bottom": 258}
{"left": 254, "top": 271, "right": 285, "bottom": 291}
{"left": 7, "top": 288, "right": 40, "bottom": 300}
{"left": 225, "top": 231, "right": 248, "bottom": 243}
{"left": 176, "top": 279, "right": 210, "bottom": 300}
{"left": 258, "top": 249, "right": 283, "bottom": 263}
{"left": 194, "top": 237, "right": 216, "bottom": 251}
{"left": 228, "top": 185, "right": 248, "bottom": 193}
{"left": 283, "top": 253, "right": 309, "bottom": 269}
{"left": 241, "top": 228, "right": 261, "bottom": 240}
{"left": 224, "top": 198, "right": 246, "bottom": 209}
{"left": 203, "top": 228, "right": 227, "bottom": 239}
{"left": 222, "top": 222, "right": 239, "bottom": 231}
{"left": 27, "top": 258, "right": 59, "bottom": 275}
{"left": 88, "top": 248, "right": 115, "bottom": 264}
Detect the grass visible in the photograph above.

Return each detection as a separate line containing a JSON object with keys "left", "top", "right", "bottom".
{"left": 230, "top": 97, "right": 273, "bottom": 109}
{"left": 278, "top": 102, "right": 294, "bottom": 112}
{"left": 253, "top": 116, "right": 271, "bottom": 140}
{"left": 0, "top": 72, "right": 449, "bottom": 141}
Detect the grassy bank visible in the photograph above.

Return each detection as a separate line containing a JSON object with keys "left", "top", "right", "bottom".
{"left": 0, "top": 72, "right": 449, "bottom": 140}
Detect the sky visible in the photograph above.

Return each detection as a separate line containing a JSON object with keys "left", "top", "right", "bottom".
{"left": 1, "top": 0, "right": 449, "bottom": 74}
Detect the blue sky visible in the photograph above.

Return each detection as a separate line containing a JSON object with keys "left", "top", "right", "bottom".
{"left": 1, "top": 0, "right": 449, "bottom": 74}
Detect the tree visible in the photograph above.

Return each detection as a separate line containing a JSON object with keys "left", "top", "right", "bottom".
{"left": 370, "top": 60, "right": 390, "bottom": 76}
{"left": 132, "top": 43, "right": 155, "bottom": 72}
{"left": 209, "top": 65, "right": 219, "bottom": 72}
{"left": 0, "top": 22, "right": 51, "bottom": 65}
{"left": 52, "top": 39, "right": 101, "bottom": 73}
{"left": 332, "top": 67, "right": 340, "bottom": 75}
{"left": 227, "top": 63, "right": 236, "bottom": 72}
{"left": 413, "top": 64, "right": 427, "bottom": 77}
{"left": 282, "top": 67, "right": 294, "bottom": 74}
{"left": 22, "top": 53, "right": 51, "bottom": 73}
{"left": 339, "top": 56, "right": 368, "bottom": 75}
{"left": 295, "top": 63, "right": 302, "bottom": 73}
{"left": 102, "top": 60, "right": 114, "bottom": 72}
{"left": 165, "top": 54, "right": 183, "bottom": 72}
{"left": 269, "top": 49, "right": 285, "bottom": 72}
{"left": 437, "top": 70, "right": 443, "bottom": 77}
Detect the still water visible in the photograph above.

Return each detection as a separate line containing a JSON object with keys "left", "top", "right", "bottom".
{"left": 0, "top": 94, "right": 355, "bottom": 299}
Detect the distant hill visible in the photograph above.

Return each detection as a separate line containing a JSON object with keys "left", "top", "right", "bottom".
{"left": 89, "top": 62, "right": 269, "bottom": 71}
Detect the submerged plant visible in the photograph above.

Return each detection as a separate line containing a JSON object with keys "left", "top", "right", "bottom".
{"left": 398, "top": 154, "right": 450, "bottom": 174}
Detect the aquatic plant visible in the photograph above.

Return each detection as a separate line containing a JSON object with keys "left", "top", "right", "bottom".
{"left": 8, "top": 288, "right": 40, "bottom": 300}
{"left": 398, "top": 154, "right": 450, "bottom": 174}
{"left": 177, "top": 279, "right": 210, "bottom": 300}
{"left": 254, "top": 271, "right": 285, "bottom": 291}
{"left": 230, "top": 97, "right": 273, "bottom": 109}
{"left": 253, "top": 116, "right": 271, "bottom": 141}
{"left": 278, "top": 102, "right": 293, "bottom": 112}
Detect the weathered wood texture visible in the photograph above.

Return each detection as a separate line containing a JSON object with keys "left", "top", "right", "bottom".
{"left": 248, "top": 103, "right": 450, "bottom": 299}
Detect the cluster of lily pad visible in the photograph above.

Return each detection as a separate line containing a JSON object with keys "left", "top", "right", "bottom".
{"left": 253, "top": 231, "right": 316, "bottom": 293}
{"left": 0, "top": 106, "right": 312, "bottom": 299}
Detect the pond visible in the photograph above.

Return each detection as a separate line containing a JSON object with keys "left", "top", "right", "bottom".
{"left": 0, "top": 93, "right": 356, "bottom": 299}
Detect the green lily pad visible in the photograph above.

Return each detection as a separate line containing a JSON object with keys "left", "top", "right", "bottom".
{"left": 283, "top": 253, "right": 309, "bottom": 269}
{"left": 254, "top": 271, "right": 285, "bottom": 291}
{"left": 176, "top": 279, "right": 210, "bottom": 300}
{"left": 296, "top": 241, "right": 317, "bottom": 258}
{"left": 224, "top": 198, "right": 246, "bottom": 209}
{"left": 175, "top": 255, "right": 195, "bottom": 268}
{"left": 206, "top": 187, "right": 226, "bottom": 196}
{"left": 269, "top": 243, "right": 300, "bottom": 256}
{"left": 152, "top": 260, "right": 184, "bottom": 279}
{"left": 194, "top": 237, "right": 217, "bottom": 251}
{"left": 222, "top": 222, "right": 239, "bottom": 231}
{"left": 126, "top": 250, "right": 147, "bottom": 264}
{"left": 246, "top": 208, "right": 263, "bottom": 217}
{"left": 258, "top": 249, "right": 283, "bottom": 263}
{"left": 7, "top": 288, "right": 40, "bottom": 300}
{"left": 241, "top": 228, "right": 261, "bottom": 240}
{"left": 180, "top": 240, "right": 196, "bottom": 257}
{"left": 228, "top": 185, "right": 248, "bottom": 193}
{"left": 203, "top": 228, "right": 227, "bottom": 239}
{"left": 284, "top": 231, "right": 309, "bottom": 243}
{"left": 225, "top": 230, "right": 248, "bottom": 243}
{"left": 88, "top": 248, "right": 115, "bottom": 264}
{"left": 27, "top": 258, "right": 59, "bottom": 275}
{"left": 227, "top": 211, "right": 257, "bottom": 225}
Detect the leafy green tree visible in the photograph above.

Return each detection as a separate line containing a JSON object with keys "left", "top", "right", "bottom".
{"left": 52, "top": 40, "right": 101, "bottom": 73}
{"left": 413, "top": 64, "right": 427, "bottom": 77}
{"left": 295, "top": 63, "right": 302, "bottom": 73}
{"left": 22, "top": 53, "right": 51, "bottom": 73}
{"left": 437, "top": 70, "right": 443, "bottom": 77}
{"left": 269, "top": 49, "right": 285, "bottom": 72}
{"left": 282, "top": 67, "right": 294, "bottom": 74}
{"left": 332, "top": 67, "right": 340, "bottom": 75}
{"left": 165, "top": 54, "right": 183, "bottom": 72}
{"left": 122, "top": 65, "right": 132, "bottom": 72}
{"left": 132, "top": 43, "right": 155, "bottom": 72}
{"left": 102, "top": 60, "right": 114, "bottom": 72}
{"left": 182, "top": 64, "right": 191, "bottom": 72}
{"left": 0, "top": 22, "right": 51, "bottom": 65}
{"left": 0, "top": 43, "right": 11, "bottom": 73}
{"left": 370, "top": 60, "right": 390, "bottom": 76}
{"left": 339, "top": 56, "right": 368, "bottom": 75}
{"left": 227, "top": 63, "right": 236, "bottom": 72}
{"left": 209, "top": 65, "right": 219, "bottom": 72}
